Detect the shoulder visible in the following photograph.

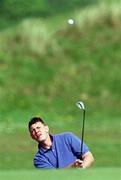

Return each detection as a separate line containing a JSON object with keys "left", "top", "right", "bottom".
{"left": 34, "top": 150, "right": 42, "bottom": 160}
{"left": 34, "top": 151, "right": 54, "bottom": 168}
{"left": 55, "top": 132, "right": 75, "bottom": 138}
{"left": 54, "top": 132, "right": 79, "bottom": 141}
{"left": 53, "top": 132, "right": 82, "bottom": 150}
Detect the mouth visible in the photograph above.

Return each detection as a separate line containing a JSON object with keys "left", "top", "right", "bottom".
{"left": 37, "top": 132, "right": 42, "bottom": 137}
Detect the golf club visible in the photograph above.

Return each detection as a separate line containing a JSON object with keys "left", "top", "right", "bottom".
{"left": 76, "top": 101, "right": 85, "bottom": 160}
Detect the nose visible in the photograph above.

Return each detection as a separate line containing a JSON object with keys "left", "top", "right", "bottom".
{"left": 34, "top": 128, "right": 40, "bottom": 134}
{"left": 31, "top": 128, "right": 39, "bottom": 136}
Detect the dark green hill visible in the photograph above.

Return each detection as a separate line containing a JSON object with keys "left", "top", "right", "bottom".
{"left": 0, "top": 0, "right": 98, "bottom": 29}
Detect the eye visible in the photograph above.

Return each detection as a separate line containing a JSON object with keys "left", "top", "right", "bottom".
{"left": 30, "top": 129, "right": 34, "bottom": 133}
{"left": 36, "top": 126, "right": 41, "bottom": 130}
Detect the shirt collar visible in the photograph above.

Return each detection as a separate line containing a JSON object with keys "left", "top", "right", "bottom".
{"left": 38, "top": 134, "right": 55, "bottom": 154}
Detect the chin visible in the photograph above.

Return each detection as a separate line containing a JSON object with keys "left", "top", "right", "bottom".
{"left": 38, "top": 137, "right": 45, "bottom": 142}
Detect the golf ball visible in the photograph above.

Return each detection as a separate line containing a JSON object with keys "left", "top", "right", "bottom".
{"left": 67, "top": 19, "right": 74, "bottom": 25}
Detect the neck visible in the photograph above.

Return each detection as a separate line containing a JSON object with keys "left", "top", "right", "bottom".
{"left": 39, "top": 135, "right": 52, "bottom": 149}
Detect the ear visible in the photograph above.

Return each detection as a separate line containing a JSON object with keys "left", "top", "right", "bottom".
{"left": 45, "top": 125, "right": 49, "bottom": 133}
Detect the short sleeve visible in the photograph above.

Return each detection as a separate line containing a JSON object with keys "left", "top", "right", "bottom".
{"left": 66, "top": 132, "right": 89, "bottom": 158}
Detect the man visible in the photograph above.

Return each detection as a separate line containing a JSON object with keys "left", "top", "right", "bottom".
{"left": 28, "top": 117, "right": 94, "bottom": 169}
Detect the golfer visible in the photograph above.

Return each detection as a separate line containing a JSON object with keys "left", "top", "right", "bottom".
{"left": 28, "top": 117, "right": 94, "bottom": 169}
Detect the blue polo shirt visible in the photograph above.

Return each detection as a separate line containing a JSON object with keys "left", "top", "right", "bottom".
{"left": 34, "top": 132, "right": 89, "bottom": 169}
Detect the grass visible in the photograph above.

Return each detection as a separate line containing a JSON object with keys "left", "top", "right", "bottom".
{"left": 0, "top": 168, "right": 120, "bottom": 180}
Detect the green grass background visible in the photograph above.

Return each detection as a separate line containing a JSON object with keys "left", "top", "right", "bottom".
{"left": 0, "top": 0, "right": 121, "bottom": 177}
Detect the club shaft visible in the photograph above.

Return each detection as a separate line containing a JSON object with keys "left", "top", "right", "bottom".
{"left": 80, "top": 109, "right": 85, "bottom": 159}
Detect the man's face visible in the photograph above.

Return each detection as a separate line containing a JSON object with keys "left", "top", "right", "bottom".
{"left": 29, "top": 122, "right": 49, "bottom": 143}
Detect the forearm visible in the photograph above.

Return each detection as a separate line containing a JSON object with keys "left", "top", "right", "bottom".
{"left": 82, "top": 152, "right": 94, "bottom": 168}
{"left": 65, "top": 152, "right": 94, "bottom": 169}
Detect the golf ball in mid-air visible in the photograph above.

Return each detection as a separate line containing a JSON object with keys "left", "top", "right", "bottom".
{"left": 67, "top": 19, "right": 74, "bottom": 25}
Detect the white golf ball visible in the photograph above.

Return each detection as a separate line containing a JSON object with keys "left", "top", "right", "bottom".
{"left": 67, "top": 19, "right": 74, "bottom": 25}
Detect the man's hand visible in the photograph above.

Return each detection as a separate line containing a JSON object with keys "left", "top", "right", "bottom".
{"left": 69, "top": 159, "right": 84, "bottom": 168}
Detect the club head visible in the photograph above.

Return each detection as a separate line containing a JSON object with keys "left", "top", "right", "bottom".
{"left": 76, "top": 101, "right": 85, "bottom": 110}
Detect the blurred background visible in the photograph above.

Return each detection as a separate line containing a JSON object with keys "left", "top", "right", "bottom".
{"left": 0, "top": 0, "right": 120, "bottom": 170}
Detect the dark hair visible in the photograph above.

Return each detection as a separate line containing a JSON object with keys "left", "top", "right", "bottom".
{"left": 28, "top": 117, "right": 45, "bottom": 130}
